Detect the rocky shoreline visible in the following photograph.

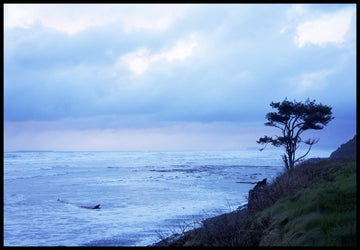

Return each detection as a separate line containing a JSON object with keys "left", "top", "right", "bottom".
{"left": 150, "top": 135, "right": 356, "bottom": 246}
{"left": 152, "top": 204, "right": 249, "bottom": 246}
{"left": 151, "top": 175, "right": 279, "bottom": 246}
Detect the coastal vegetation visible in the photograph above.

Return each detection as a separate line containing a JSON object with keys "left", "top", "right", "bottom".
{"left": 250, "top": 158, "right": 356, "bottom": 246}
{"left": 257, "top": 98, "right": 334, "bottom": 170}
{"left": 330, "top": 135, "right": 357, "bottom": 159}
{"left": 154, "top": 136, "right": 356, "bottom": 246}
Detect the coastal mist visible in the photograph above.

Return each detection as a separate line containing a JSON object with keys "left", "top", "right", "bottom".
{"left": 4, "top": 149, "right": 331, "bottom": 246}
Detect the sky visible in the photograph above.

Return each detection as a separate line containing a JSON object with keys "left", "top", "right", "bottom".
{"left": 3, "top": 4, "right": 357, "bottom": 152}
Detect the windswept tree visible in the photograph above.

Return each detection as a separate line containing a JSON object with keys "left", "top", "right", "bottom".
{"left": 257, "top": 98, "right": 334, "bottom": 170}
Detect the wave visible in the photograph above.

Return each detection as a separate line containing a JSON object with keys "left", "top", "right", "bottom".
{"left": 4, "top": 153, "right": 21, "bottom": 159}
{"left": 4, "top": 172, "right": 71, "bottom": 181}
{"left": 6, "top": 150, "right": 54, "bottom": 153}
{"left": 4, "top": 194, "right": 26, "bottom": 205}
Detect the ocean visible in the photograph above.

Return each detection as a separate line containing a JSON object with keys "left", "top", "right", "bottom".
{"left": 3, "top": 149, "right": 332, "bottom": 246}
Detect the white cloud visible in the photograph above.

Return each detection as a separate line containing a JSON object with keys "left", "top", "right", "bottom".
{"left": 163, "top": 40, "right": 198, "bottom": 62}
{"left": 4, "top": 4, "right": 190, "bottom": 35}
{"left": 5, "top": 4, "right": 113, "bottom": 35}
{"left": 280, "top": 4, "right": 306, "bottom": 34}
{"left": 286, "top": 4, "right": 306, "bottom": 20}
{"left": 295, "top": 69, "right": 334, "bottom": 93}
{"left": 294, "top": 6, "right": 355, "bottom": 48}
{"left": 120, "top": 4, "right": 191, "bottom": 32}
{"left": 118, "top": 48, "right": 152, "bottom": 75}
{"left": 119, "top": 36, "right": 198, "bottom": 75}
{"left": 4, "top": 4, "right": 39, "bottom": 29}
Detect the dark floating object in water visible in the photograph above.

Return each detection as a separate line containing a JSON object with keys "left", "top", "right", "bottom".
{"left": 57, "top": 199, "right": 101, "bottom": 209}
{"left": 79, "top": 204, "right": 101, "bottom": 209}
{"left": 236, "top": 181, "right": 258, "bottom": 184}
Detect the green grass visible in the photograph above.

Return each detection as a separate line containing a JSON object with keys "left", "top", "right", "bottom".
{"left": 255, "top": 161, "right": 356, "bottom": 246}
{"left": 153, "top": 159, "right": 357, "bottom": 247}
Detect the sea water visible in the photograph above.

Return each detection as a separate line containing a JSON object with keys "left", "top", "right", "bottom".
{"left": 3, "top": 149, "right": 332, "bottom": 246}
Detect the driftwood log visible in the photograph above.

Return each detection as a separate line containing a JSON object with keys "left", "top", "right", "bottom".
{"left": 57, "top": 199, "right": 101, "bottom": 209}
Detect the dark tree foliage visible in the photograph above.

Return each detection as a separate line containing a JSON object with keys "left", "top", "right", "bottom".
{"left": 257, "top": 98, "right": 334, "bottom": 170}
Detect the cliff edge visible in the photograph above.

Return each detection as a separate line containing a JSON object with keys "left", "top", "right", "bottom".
{"left": 330, "top": 135, "right": 356, "bottom": 159}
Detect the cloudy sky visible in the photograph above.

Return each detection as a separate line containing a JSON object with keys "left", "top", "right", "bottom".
{"left": 4, "top": 4, "right": 356, "bottom": 151}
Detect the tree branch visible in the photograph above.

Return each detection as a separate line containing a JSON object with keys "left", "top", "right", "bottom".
{"left": 295, "top": 138, "right": 319, "bottom": 163}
